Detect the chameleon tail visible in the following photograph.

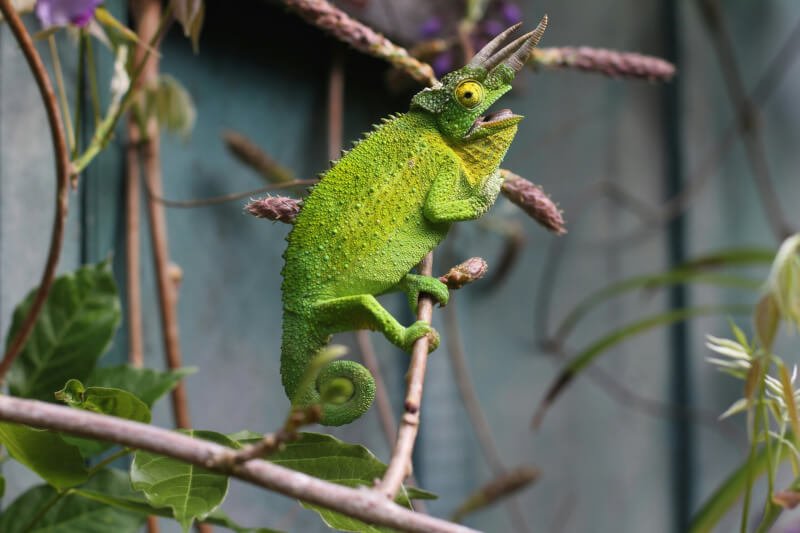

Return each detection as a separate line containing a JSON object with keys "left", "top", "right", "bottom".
{"left": 280, "top": 314, "right": 376, "bottom": 426}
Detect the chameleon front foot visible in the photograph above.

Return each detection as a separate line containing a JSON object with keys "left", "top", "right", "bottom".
{"left": 398, "top": 273, "right": 450, "bottom": 312}
{"left": 402, "top": 320, "right": 440, "bottom": 352}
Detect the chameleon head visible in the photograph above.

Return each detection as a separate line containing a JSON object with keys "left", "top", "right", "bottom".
{"left": 411, "top": 16, "right": 548, "bottom": 144}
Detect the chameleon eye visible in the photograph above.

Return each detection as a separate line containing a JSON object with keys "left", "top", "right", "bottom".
{"left": 455, "top": 80, "right": 484, "bottom": 109}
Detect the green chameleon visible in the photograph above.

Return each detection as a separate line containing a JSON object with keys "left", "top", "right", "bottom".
{"left": 280, "top": 18, "right": 548, "bottom": 426}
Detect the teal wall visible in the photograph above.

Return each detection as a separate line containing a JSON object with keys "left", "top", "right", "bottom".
{"left": 2, "top": 1, "right": 800, "bottom": 532}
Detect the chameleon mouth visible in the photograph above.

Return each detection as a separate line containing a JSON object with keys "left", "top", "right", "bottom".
{"left": 466, "top": 108, "right": 521, "bottom": 137}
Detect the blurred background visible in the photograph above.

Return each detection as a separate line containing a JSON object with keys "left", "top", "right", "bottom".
{"left": 2, "top": 0, "right": 800, "bottom": 531}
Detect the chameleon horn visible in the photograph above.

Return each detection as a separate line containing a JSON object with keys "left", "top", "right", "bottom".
{"left": 467, "top": 22, "right": 522, "bottom": 69}
{"left": 480, "top": 29, "right": 539, "bottom": 72}
{"left": 501, "top": 15, "right": 548, "bottom": 73}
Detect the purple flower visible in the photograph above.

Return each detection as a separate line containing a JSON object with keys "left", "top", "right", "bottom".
{"left": 420, "top": 16, "right": 443, "bottom": 39}
{"left": 432, "top": 50, "right": 454, "bottom": 77}
{"left": 481, "top": 19, "right": 504, "bottom": 38}
{"left": 35, "top": 0, "right": 102, "bottom": 28}
{"left": 499, "top": 2, "right": 523, "bottom": 25}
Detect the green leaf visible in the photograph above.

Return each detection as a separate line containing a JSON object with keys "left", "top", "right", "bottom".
{"left": 55, "top": 378, "right": 151, "bottom": 457}
{"left": 535, "top": 305, "right": 752, "bottom": 426}
{"left": 690, "top": 441, "right": 791, "bottom": 532}
{"left": 555, "top": 270, "right": 760, "bottom": 341}
{"left": 55, "top": 379, "right": 151, "bottom": 423}
{"left": 143, "top": 74, "right": 196, "bottom": 137}
{"left": 0, "top": 469, "right": 144, "bottom": 533}
{"left": 6, "top": 261, "right": 121, "bottom": 401}
{"left": 0, "top": 422, "right": 87, "bottom": 489}
{"left": 87, "top": 365, "right": 196, "bottom": 407}
{"left": 130, "top": 430, "right": 235, "bottom": 531}
{"left": 75, "top": 487, "right": 282, "bottom": 532}
{"left": 266, "top": 432, "right": 435, "bottom": 533}
{"left": 754, "top": 294, "right": 780, "bottom": 351}
{"left": 678, "top": 247, "right": 775, "bottom": 270}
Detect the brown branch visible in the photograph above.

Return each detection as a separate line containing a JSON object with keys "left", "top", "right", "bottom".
{"left": 133, "top": 0, "right": 192, "bottom": 434}
{"left": 130, "top": 2, "right": 184, "bottom": 530}
{"left": 530, "top": 47, "right": 676, "bottom": 81}
{"left": 0, "top": 396, "right": 476, "bottom": 533}
{"left": 282, "top": 0, "right": 437, "bottom": 86}
{"left": 0, "top": 0, "right": 70, "bottom": 382}
{"left": 376, "top": 253, "right": 435, "bottom": 499}
{"left": 125, "top": 126, "right": 145, "bottom": 367}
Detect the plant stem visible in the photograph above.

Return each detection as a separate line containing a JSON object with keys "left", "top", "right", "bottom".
{"left": 48, "top": 35, "right": 75, "bottom": 154}
{"left": 73, "top": 31, "right": 87, "bottom": 161}
{"left": 84, "top": 33, "right": 102, "bottom": 127}
{"left": 0, "top": 0, "right": 71, "bottom": 384}
{"left": 376, "top": 253, "right": 435, "bottom": 499}
{"left": 71, "top": 2, "right": 174, "bottom": 174}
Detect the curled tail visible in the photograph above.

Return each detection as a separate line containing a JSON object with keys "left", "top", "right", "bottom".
{"left": 280, "top": 313, "right": 376, "bottom": 426}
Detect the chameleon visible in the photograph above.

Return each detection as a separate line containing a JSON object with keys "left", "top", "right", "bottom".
{"left": 280, "top": 18, "right": 548, "bottom": 426}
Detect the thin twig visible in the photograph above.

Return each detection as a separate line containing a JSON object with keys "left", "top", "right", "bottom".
{"left": 283, "top": 0, "right": 436, "bottom": 86}
{"left": 130, "top": 2, "right": 175, "bottom": 530}
{"left": 220, "top": 405, "right": 320, "bottom": 465}
{"left": 146, "top": 179, "right": 318, "bottom": 208}
{"left": 443, "top": 303, "right": 532, "bottom": 532}
{"left": 0, "top": 396, "right": 476, "bottom": 533}
{"left": 126, "top": 126, "right": 145, "bottom": 368}
{"left": 355, "top": 331, "right": 397, "bottom": 445}
{"left": 376, "top": 253, "right": 435, "bottom": 499}
{"left": 695, "top": 0, "right": 794, "bottom": 240}
{"left": 133, "top": 0, "right": 192, "bottom": 433}
{"left": 0, "top": 0, "right": 70, "bottom": 383}
{"left": 451, "top": 466, "right": 540, "bottom": 523}
{"left": 47, "top": 35, "right": 75, "bottom": 154}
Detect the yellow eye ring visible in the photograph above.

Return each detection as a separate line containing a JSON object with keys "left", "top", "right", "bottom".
{"left": 455, "top": 80, "right": 484, "bottom": 109}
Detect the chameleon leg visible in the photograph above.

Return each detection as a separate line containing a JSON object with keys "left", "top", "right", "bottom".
{"left": 313, "top": 294, "right": 440, "bottom": 352}
{"left": 424, "top": 169, "right": 505, "bottom": 223}
{"left": 394, "top": 273, "right": 450, "bottom": 313}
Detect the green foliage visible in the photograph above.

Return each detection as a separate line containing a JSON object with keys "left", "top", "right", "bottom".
{"left": 55, "top": 378, "right": 151, "bottom": 457}
{"left": 689, "top": 443, "right": 786, "bottom": 532}
{"left": 55, "top": 379, "right": 151, "bottom": 423}
{"left": 262, "top": 432, "right": 435, "bottom": 532}
{"left": 131, "top": 430, "right": 236, "bottom": 531}
{"left": 697, "top": 234, "right": 800, "bottom": 531}
{"left": 0, "top": 422, "right": 87, "bottom": 489}
{"left": 87, "top": 365, "right": 196, "bottom": 407}
{"left": 6, "top": 261, "right": 121, "bottom": 401}
{"left": 0, "top": 469, "right": 145, "bottom": 533}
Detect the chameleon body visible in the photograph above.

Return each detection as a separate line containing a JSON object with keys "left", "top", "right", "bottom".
{"left": 280, "top": 19, "right": 548, "bottom": 426}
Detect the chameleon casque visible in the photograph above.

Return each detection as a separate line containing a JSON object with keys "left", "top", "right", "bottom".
{"left": 280, "top": 18, "right": 548, "bottom": 426}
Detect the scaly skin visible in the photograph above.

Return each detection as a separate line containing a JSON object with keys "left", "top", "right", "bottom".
{"left": 280, "top": 20, "right": 548, "bottom": 426}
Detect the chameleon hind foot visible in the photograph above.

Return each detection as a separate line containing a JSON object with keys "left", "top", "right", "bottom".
{"left": 402, "top": 320, "right": 440, "bottom": 352}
